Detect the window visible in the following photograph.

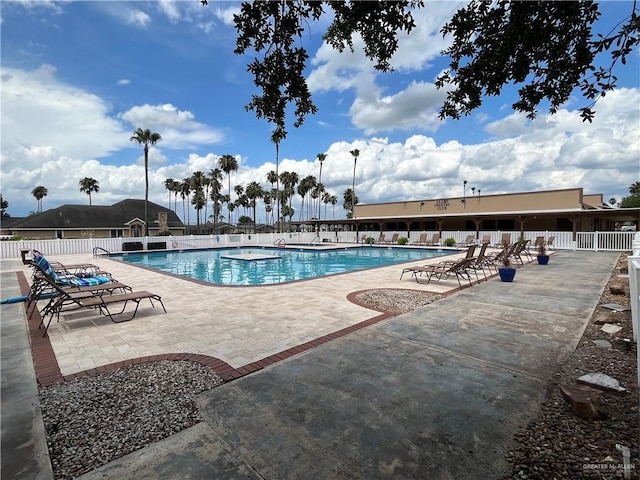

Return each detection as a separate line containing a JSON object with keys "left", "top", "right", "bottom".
{"left": 110, "top": 229, "right": 123, "bottom": 238}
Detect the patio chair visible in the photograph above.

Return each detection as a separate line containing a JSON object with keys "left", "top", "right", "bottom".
{"left": 425, "top": 233, "right": 440, "bottom": 246}
{"left": 30, "top": 252, "right": 113, "bottom": 287}
{"left": 409, "top": 257, "right": 476, "bottom": 288}
{"left": 22, "top": 249, "right": 110, "bottom": 278}
{"left": 374, "top": 234, "right": 386, "bottom": 244}
{"left": 412, "top": 233, "right": 428, "bottom": 246}
{"left": 27, "top": 260, "right": 166, "bottom": 336}
{"left": 467, "top": 241, "right": 491, "bottom": 281}
{"left": 546, "top": 236, "right": 556, "bottom": 250}
{"left": 493, "top": 233, "right": 511, "bottom": 249}
{"left": 460, "top": 234, "right": 476, "bottom": 247}
{"left": 385, "top": 233, "right": 399, "bottom": 245}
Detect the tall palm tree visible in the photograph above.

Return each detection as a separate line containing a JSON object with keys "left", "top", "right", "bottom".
{"left": 190, "top": 171, "right": 207, "bottom": 230}
{"left": 218, "top": 154, "right": 239, "bottom": 226}
{"left": 245, "top": 181, "right": 265, "bottom": 232}
{"left": 629, "top": 182, "right": 640, "bottom": 195}
{"left": 180, "top": 179, "right": 191, "bottom": 233}
{"left": 349, "top": 149, "right": 360, "bottom": 217}
{"left": 130, "top": 128, "right": 162, "bottom": 236}
{"left": 328, "top": 193, "right": 338, "bottom": 219}
{"left": 78, "top": 177, "right": 99, "bottom": 206}
{"left": 316, "top": 153, "right": 327, "bottom": 220}
{"left": 343, "top": 188, "right": 359, "bottom": 219}
{"left": 208, "top": 168, "right": 223, "bottom": 233}
{"left": 31, "top": 186, "right": 48, "bottom": 213}
{"left": 164, "top": 178, "right": 176, "bottom": 209}
{"left": 297, "top": 175, "right": 315, "bottom": 221}
{"left": 267, "top": 170, "right": 278, "bottom": 226}
{"left": 271, "top": 127, "right": 285, "bottom": 233}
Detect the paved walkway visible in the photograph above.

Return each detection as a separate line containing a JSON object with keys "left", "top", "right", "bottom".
{"left": 1, "top": 250, "right": 621, "bottom": 479}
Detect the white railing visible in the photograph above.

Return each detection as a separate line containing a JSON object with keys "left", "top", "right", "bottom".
{"left": 1, "top": 230, "right": 637, "bottom": 260}
{"left": 627, "top": 233, "right": 640, "bottom": 390}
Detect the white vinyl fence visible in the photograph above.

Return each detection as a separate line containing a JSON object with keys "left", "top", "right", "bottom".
{"left": 1, "top": 230, "right": 637, "bottom": 260}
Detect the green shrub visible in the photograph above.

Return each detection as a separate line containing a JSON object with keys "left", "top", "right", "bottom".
{"left": 365, "top": 236, "right": 375, "bottom": 245}
{"left": 397, "top": 237, "right": 408, "bottom": 245}
{"left": 444, "top": 237, "right": 456, "bottom": 247}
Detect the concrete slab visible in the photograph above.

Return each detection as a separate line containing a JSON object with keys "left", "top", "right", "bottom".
{"left": 1, "top": 271, "right": 53, "bottom": 480}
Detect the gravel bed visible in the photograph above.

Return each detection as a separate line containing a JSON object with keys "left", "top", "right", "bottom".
{"left": 501, "top": 253, "right": 639, "bottom": 479}
{"left": 39, "top": 360, "right": 223, "bottom": 479}
{"left": 355, "top": 288, "right": 444, "bottom": 314}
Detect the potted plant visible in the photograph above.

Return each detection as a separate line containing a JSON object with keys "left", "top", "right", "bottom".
{"left": 444, "top": 237, "right": 456, "bottom": 247}
{"left": 397, "top": 237, "right": 409, "bottom": 245}
{"left": 498, "top": 241, "right": 516, "bottom": 282}
{"left": 537, "top": 240, "right": 550, "bottom": 265}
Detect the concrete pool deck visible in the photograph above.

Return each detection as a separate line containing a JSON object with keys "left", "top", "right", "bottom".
{"left": 1, "top": 249, "right": 622, "bottom": 479}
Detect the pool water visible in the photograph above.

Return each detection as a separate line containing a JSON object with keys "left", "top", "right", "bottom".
{"left": 113, "top": 246, "right": 454, "bottom": 286}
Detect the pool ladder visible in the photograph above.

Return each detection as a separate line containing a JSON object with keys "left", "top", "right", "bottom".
{"left": 274, "top": 238, "right": 286, "bottom": 248}
{"left": 93, "top": 246, "right": 110, "bottom": 258}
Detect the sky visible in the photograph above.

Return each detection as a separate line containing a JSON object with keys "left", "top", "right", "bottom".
{"left": 1, "top": 0, "right": 639, "bottom": 224}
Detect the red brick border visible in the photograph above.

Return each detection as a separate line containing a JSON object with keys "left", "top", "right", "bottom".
{"left": 17, "top": 272, "right": 397, "bottom": 387}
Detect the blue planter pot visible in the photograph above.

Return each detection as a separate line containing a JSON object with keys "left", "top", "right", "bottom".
{"left": 537, "top": 255, "right": 550, "bottom": 265}
{"left": 498, "top": 267, "right": 516, "bottom": 282}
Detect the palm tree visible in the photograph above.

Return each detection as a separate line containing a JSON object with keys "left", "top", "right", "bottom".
{"left": 0, "top": 194, "right": 8, "bottom": 217}
{"left": 180, "top": 179, "right": 191, "bottom": 233}
{"left": 190, "top": 171, "right": 207, "bottom": 230}
{"left": 328, "top": 193, "right": 338, "bottom": 219}
{"left": 349, "top": 149, "right": 360, "bottom": 217}
{"left": 271, "top": 127, "right": 285, "bottom": 232}
{"left": 218, "top": 154, "right": 238, "bottom": 226}
{"left": 245, "top": 181, "right": 265, "bottom": 232}
{"left": 78, "top": 177, "right": 99, "bottom": 205}
{"left": 316, "top": 153, "right": 327, "bottom": 220}
{"left": 267, "top": 170, "right": 278, "bottom": 226}
{"left": 208, "top": 168, "right": 223, "bottom": 233}
{"left": 343, "top": 188, "right": 359, "bottom": 219}
{"left": 31, "top": 186, "right": 48, "bottom": 213}
{"left": 297, "top": 175, "right": 315, "bottom": 221}
{"left": 164, "top": 178, "right": 176, "bottom": 209}
{"left": 130, "top": 128, "right": 162, "bottom": 236}
{"left": 629, "top": 182, "right": 640, "bottom": 195}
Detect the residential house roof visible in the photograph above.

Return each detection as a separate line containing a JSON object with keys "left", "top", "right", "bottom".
{"left": 9, "top": 200, "right": 184, "bottom": 230}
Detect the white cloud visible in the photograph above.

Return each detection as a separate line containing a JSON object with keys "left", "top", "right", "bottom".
{"left": 350, "top": 81, "right": 447, "bottom": 135}
{"left": 158, "top": 0, "right": 181, "bottom": 23}
{"left": 117, "top": 79, "right": 130, "bottom": 86}
{"left": 119, "top": 104, "right": 224, "bottom": 149}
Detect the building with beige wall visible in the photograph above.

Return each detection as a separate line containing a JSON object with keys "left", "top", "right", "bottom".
{"left": 351, "top": 188, "right": 639, "bottom": 238}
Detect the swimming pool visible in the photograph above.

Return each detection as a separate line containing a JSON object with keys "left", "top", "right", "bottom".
{"left": 112, "top": 246, "right": 455, "bottom": 286}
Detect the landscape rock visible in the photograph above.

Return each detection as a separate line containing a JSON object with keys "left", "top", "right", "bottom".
{"left": 559, "top": 384, "right": 605, "bottom": 419}
{"left": 609, "top": 285, "right": 625, "bottom": 295}
{"left": 601, "top": 323, "right": 623, "bottom": 335}
{"left": 577, "top": 373, "right": 626, "bottom": 392}
{"left": 600, "top": 303, "right": 630, "bottom": 312}
{"left": 592, "top": 339, "right": 612, "bottom": 349}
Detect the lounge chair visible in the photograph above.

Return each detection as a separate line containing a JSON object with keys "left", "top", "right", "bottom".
{"left": 30, "top": 252, "right": 113, "bottom": 287}
{"left": 425, "top": 233, "right": 440, "bottom": 246}
{"left": 22, "top": 249, "right": 110, "bottom": 278}
{"left": 412, "top": 233, "right": 428, "bottom": 246}
{"left": 28, "top": 261, "right": 166, "bottom": 336}
{"left": 460, "top": 234, "right": 476, "bottom": 247}
{"left": 467, "top": 241, "right": 491, "bottom": 281}
{"left": 546, "top": 236, "right": 555, "bottom": 250}
{"left": 493, "top": 233, "right": 511, "bottom": 249}
{"left": 385, "top": 233, "right": 399, "bottom": 245}
{"left": 407, "top": 258, "right": 476, "bottom": 288}
{"left": 374, "top": 234, "right": 386, "bottom": 244}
